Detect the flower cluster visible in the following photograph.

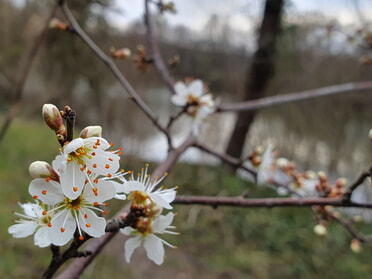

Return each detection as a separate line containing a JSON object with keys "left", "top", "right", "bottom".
{"left": 240, "top": 146, "right": 347, "bottom": 198}
{"left": 172, "top": 79, "right": 215, "bottom": 135}
{"left": 9, "top": 104, "right": 178, "bottom": 266}
{"left": 118, "top": 165, "right": 178, "bottom": 265}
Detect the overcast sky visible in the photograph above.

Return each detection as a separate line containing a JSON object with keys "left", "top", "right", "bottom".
{"left": 105, "top": 0, "right": 372, "bottom": 32}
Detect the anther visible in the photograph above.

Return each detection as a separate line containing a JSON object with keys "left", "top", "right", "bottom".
{"left": 73, "top": 187, "right": 78, "bottom": 192}
{"left": 45, "top": 177, "right": 51, "bottom": 182}
{"left": 42, "top": 190, "right": 47, "bottom": 195}
{"left": 60, "top": 228, "right": 65, "bottom": 233}
{"left": 105, "top": 164, "right": 110, "bottom": 169}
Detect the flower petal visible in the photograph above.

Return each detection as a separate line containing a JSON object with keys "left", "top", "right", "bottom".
{"left": 143, "top": 234, "right": 164, "bottom": 265}
{"left": 152, "top": 212, "right": 175, "bottom": 233}
{"left": 8, "top": 222, "right": 38, "bottom": 238}
{"left": 188, "top": 79, "right": 203, "bottom": 97}
{"left": 59, "top": 163, "right": 86, "bottom": 199}
{"left": 83, "top": 180, "right": 116, "bottom": 203}
{"left": 78, "top": 208, "right": 106, "bottom": 238}
{"left": 34, "top": 227, "right": 51, "bottom": 247}
{"left": 124, "top": 236, "right": 142, "bottom": 263}
{"left": 29, "top": 178, "right": 64, "bottom": 205}
{"left": 49, "top": 210, "right": 76, "bottom": 246}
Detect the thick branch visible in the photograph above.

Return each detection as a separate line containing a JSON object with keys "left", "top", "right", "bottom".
{"left": 218, "top": 81, "right": 372, "bottom": 112}
{"left": 173, "top": 195, "right": 372, "bottom": 209}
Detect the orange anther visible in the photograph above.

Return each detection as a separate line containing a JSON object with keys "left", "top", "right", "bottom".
{"left": 107, "top": 173, "right": 112, "bottom": 178}
{"left": 93, "top": 179, "right": 98, "bottom": 184}
{"left": 105, "top": 164, "right": 110, "bottom": 169}
{"left": 42, "top": 210, "right": 48, "bottom": 215}
{"left": 86, "top": 223, "right": 91, "bottom": 227}
{"left": 91, "top": 152, "right": 96, "bottom": 156}
{"left": 33, "top": 195, "right": 38, "bottom": 199}
{"left": 92, "top": 164, "right": 97, "bottom": 168}
{"left": 45, "top": 177, "right": 51, "bottom": 182}
{"left": 48, "top": 223, "right": 52, "bottom": 227}
{"left": 73, "top": 187, "right": 78, "bottom": 192}
{"left": 87, "top": 170, "right": 92, "bottom": 175}
{"left": 84, "top": 214, "right": 88, "bottom": 218}
{"left": 60, "top": 228, "right": 65, "bottom": 233}
{"left": 79, "top": 236, "right": 85, "bottom": 241}
{"left": 103, "top": 211, "right": 108, "bottom": 215}
{"left": 93, "top": 202, "right": 99, "bottom": 206}
{"left": 108, "top": 158, "right": 113, "bottom": 161}
{"left": 42, "top": 190, "right": 47, "bottom": 195}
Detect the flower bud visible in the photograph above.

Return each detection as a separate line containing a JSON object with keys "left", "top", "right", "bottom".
{"left": 350, "top": 239, "right": 361, "bottom": 253}
{"left": 29, "top": 161, "right": 58, "bottom": 181}
{"left": 79, "top": 126, "right": 103, "bottom": 138}
{"left": 49, "top": 18, "right": 69, "bottom": 31}
{"left": 313, "top": 224, "right": 327, "bottom": 236}
{"left": 42, "top": 104, "right": 63, "bottom": 131}
{"left": 111, "top": 48, "right": 131, "bottom": 60}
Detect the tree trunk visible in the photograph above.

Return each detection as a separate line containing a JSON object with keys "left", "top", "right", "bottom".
{"left": 225, "top": 0, "right": 284, "bottom": 161}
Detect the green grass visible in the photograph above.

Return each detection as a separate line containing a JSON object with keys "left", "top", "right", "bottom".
{"left": 2, "top": 116, "right": 372, "bottom": 278}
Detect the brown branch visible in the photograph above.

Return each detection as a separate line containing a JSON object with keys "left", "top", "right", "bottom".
{"left": 58, "top": 1, "right": 169, "bottom": 136}
{"left": 218, "top": 81, "right": 372, "bottom": 112}
{"left": 330, "top": 214, "right": 372, "bottom": 243}
{"left": 144, "top": 0, "right": 176, "bottom": 95}
{"left": 173, "top": 195, "right": 372, "bottom": 209}
{"left": 343, "top": 168, "right": 372, "bottom": 202}
{"left": 0, "top": 4, "right": 59, "bottom": 144}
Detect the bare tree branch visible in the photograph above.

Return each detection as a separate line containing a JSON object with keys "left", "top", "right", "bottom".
{"left": 0, "top": 3, "right": 59, "bottom": 144}
{"left": 173, "top": 195, "right": 372, "bottom": 209}
{"left": 58, "top": 1, "right": 169, "bottom": 136}
{"left": 144, "top": 0, "right": 176, "bottom": 95}
{"left": 218, "top": 81, "right": 372, "bottom": 112}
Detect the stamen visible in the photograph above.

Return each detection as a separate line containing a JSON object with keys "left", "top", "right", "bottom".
{"left": 91, "top": 152, "right": 96, "bottom": 156}
{"left": 45, "top": 177, "right": 51, "bottom": 182}
{"left": 107, "top": 173, "right": 112, "bottom": 178}
{"left": 42, "top": 210, "right": 48, "bottom": 215}
{"left": 108, "top": 158, "right": 113, "bottom": 161}
{"left": 84, "top": 213, "right": 88, "bottom": 218}
{"left": 42, "top": 190, "right": 47, "bottom": 195}
{"left": 33, "top": 195, "right": 38, "bottom": 199}
{"left": 105, "top": 164, "right": 110, "bottom": 169}
{"left": 48, "top": 223, "right": 52, "bottom": 227}
{"left": 86, "top": 223, "right": 91, "bottom": 227}
{"left": 103, "top": 211, "right": 108, "bottom": 215}
{"left": 87, "top": 170, "right": 92, "bottom": 175}
{"left": 79, "top": 236, "right": 85, "bottom": 241}
{"left": 93, "top": 202, "right": 99, "bottom": 206}
{"left": 73, "top": 187, "right": 78, "bottom": 192}
{"left": 60, "top": 228, "right": 65, "bottom": 232}
{"left": 93, "top": 179, "right": 98, "bottom": 184}
{"left": 92, "top": 164, "right": 97, "bottom": 168}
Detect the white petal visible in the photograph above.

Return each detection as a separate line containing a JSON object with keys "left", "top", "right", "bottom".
{"left": 174, "top": 81, "right": 187, "bottom": 96}
{"left": 121, "top": 226, "right": 135, "bottom": 236}
{"left": 34, "top": 227, "right": 51, "bottom": 247}
{"left": 83, "top": 137, "right": 111, "bottom": 150}
{"left": 78, "top": 208, "right": 106, "bottom": 238}
{"left": 8, "top": 222, "right": 38, "bottom": 238}
{"left": 150, "top": 193, "right": 173, "bottom": 209}
{"left": 188, "top": 79, "right": 203, "bottom": 97}
{"left": 85, "top": 150, "right": 120, "bottom": 175}
{"left": 52, "top": 154, "right": 67, "bottom": 176}
{"left": 171, "top": 95, "right": 187, "bottom": 107}
{"left": 123, "top": 181, "right": 145, "bottom": 193}
{"left": 29, "top": 178, "right": 64, "bottom": 205}
{"left": 83, "top": 180, "right": 116, "bottom": 203}
{"left": 124, "top": 236, "right": 142, "bottom": 263}
{"left": 152, "top": 212, "right": 175, "bottom": 233}
{"left": 49, "top": 210, "right": 76, "bottom": 246}
{"left": 143, "top": 234, "right": 164, "bottom": 265}
{"left": 20, "top": 202, "right": 42, "bottom": 218}
{"left": 63, "top": 138, "right": 84, "bottom": 154}
{"left": 59, "top": 163, "right": 86, "bottom": 199}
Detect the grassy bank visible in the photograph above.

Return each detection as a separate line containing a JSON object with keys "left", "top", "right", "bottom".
{"left": 1, "top": 117, "right": 372, "bottom": 278}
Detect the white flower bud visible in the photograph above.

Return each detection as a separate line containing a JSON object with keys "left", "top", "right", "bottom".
{"left": 42, "top": 104, "right": 63, "bottom": 131}
{"left": 313, "top": 224, "right": 327, "bottom": 236}
{"left": 29, "top": 161, "right": 56, "bottom": 179}
{"left": 79, "top": 126, "right": 102, "bottom": 138}
{"left": 350, "top": 239, "right": 361, "bottom": 253}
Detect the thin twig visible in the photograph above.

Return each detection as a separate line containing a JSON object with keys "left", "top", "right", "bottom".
{"left": 343, "top": 168, "right": 372, "bottom": 202}
{"left": 193, "top": 142, "right": 256, "bottom": 176}
{"left": 0, "top": 4, "right": 59, "bottom": 144}
{"left": 58, "top": 1, "right": 168, "bottom": 136}
{"left": 330, "top": 214, "right": 372, "bottom": 243}
{"left": 218, "top": 81, "right": 372, "bottom": 112}
{"left": 144, "top": 0, "right": 176, "bottom": 95}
